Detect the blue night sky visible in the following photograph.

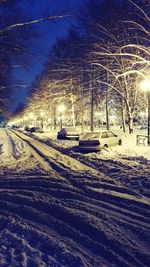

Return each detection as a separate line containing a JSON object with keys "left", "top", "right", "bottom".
{"left": 11, "top": 0, "right": 87, "bottom": 111}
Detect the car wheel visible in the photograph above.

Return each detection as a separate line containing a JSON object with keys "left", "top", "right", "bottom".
{"left": 104, "top": 144, "right": 108, "bottom": 149}
{"left": 118, "top": 139, "right": 122, "bottom": 146}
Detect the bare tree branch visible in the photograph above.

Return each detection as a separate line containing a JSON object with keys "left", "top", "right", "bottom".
{"left": 0, "top": 14, "right": 70, "bottom": 35}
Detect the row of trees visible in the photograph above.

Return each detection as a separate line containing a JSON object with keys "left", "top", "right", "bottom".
{"left": 12, "top": 0, "right": 150, "bottom": 133}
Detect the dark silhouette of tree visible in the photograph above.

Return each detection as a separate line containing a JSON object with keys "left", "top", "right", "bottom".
{"left": 0, "top": 0, "right": 68, "bottom": 117}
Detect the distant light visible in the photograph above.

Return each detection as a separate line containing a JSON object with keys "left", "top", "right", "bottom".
{"left": 140, "top": 111, "right": 145, "bottom": 117}
{"left": 140, "top": 79, "right": 150, "bottom": 91}
{"left": 57, "top": 104, "right": 66, "bottom": 113}
{"left": 29, "top": 113, "right": 34, "bottom": 119}
{"left": 40, "top": 111, "right": 45, "bottom": 117}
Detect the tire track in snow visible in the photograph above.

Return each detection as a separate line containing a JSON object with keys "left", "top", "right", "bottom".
{"left": 0, "top": 179, "right": 149, "bottom": 228}
{"left": 10, "top": 130, "right": 148, "bottom": 200}
{"left": 0, "top": 176, "right": 150, "bottom": 267}
{"left": 10, "top": 130, "right": 99, "bottom": 177}
{"left": 45, "top": 138, "right": 150, "bottom": 198}
{"left": 0, "top": 192, "right": 146, "bottom": 267}
{"left": 0, "top": 129, "right": 15, "bottom": 162}
{"left": 0, "top": 129, "right": 149, "bottom": 266}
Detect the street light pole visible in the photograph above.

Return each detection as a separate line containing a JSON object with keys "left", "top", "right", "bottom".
{"left": 60, "top": 112, "right": 63, "bottom": 129}
{"left": 40, "top": 111, "right": 45, "bottom": 130}
{"left": 57, "top": 104, "right": 65, "bottom": 130}
{"left": 140, "top": 79, "right": 150, "bottom": 145}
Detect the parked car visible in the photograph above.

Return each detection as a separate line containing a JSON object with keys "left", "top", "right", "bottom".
{"left": 24, "top": 126, "right": 31, "bottom": 132}
{"left": 140, "top": 125, "right": 147, "bottom": 130}
{"left": 11, "top": 125, "right": 20, "bottom": 129}
{"left": 25, "top": 126, "right": 43, "bottom": 133}
{"left": 57, "top": 127, "right": 80, "bottom": 140}
{"left": 79, "top": 130, "right": 122, "bottom": 152}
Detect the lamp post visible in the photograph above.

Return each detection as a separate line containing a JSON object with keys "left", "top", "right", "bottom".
{"left": 29, "top": 113, "right": 34, "bottom": 126}
{"left": 140, "top": 79, "right": 150, "bottom": 145}
{"left": 40, "top": 111, "right": 45, "bottom": 129}
{"left": 49, "top": 68, "right": 76, "bottom": 126}
{"left": 57, "top": 104, "right": 65, "bottom": 129}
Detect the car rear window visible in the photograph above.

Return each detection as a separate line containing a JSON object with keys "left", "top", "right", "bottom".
{"left": 66, "top": 128, "right": 79, "bottom": 134}
{"left": 101, "top": 132, "right": 108, "bottom": 138}
{"left": 80, "top": 132, "right": 100, "bottom": 140}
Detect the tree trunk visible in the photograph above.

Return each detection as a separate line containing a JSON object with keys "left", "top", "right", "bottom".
{"left": 128, "top": 114, "right": 133, "bottom": 134}
{"left": 90, "top": 87, "right": 94, "bottom": 131}
{"left": 121, "top": 102, "right": 126, "bottom": 133}
{"left": 71, "top": 87, "right": 75, "bottom": 127}
{"left": 106, "top": 92, "right": 109, "bottom": 130}
{"left": 53, "top": 107, "right": 56, "bottom": 129}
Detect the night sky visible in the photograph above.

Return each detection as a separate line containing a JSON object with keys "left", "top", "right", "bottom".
{"left": 11, "top": 0, "right": 87, "bottom": 111}
{"left": 0, "top": 0, "right": 127, "bottom": 115}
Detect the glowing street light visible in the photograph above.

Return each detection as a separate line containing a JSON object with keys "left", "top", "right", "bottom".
{"left": 29, "top": 113, "right": 34, "bottom": 119}
{"left": 57, "top": 104, "right": 66, "bottom": 113}
{"left": 23, "top": 116, "right": 28, "bottom": 121}
{"left": 140, "top": 79, "right": 150, "bottom": 145}
{"left": 140, "top": 79, "right": 150, "bottom": 91}
{"left": 40, "top": 111, "right": 45, "bottom": 117}
{"left": 140, "top": 111, "right": 145, "bottom": 117}
{"left": 57, "top": 104, "right": 66, "bottom": 129}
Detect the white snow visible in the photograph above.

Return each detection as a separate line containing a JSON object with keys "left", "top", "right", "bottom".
{"left": 33, "top": 127, "right": 150, "bottom": 161}
{"left": 111, "top": 128, "right": 150, "bottom": 160}
{"left": 0, "top": 127, "right": 149, "bottom": 267}
{"left": 0, "top": 128, "right": 14, "bottom": 162}
{"left": 0, "top": 128, "right": 29, "bottom": 165}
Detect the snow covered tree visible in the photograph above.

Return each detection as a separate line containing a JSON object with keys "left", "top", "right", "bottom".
{"left": 93, "top": 0, "right": 150, "bottom": 133}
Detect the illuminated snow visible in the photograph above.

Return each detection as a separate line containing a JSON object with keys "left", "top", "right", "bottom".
{"left": 0, "top": 127, "right": 149, "bottom": 267}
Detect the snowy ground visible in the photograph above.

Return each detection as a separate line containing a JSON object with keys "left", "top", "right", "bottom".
{"left": 34, "top": 126, "right": 150, "bottom": 160}
{"left": 0, "top": 127, "right": 150, "bottom": 267}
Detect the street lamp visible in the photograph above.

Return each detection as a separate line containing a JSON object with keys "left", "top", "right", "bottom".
{"left": 140, "top": 79, "right": 150, "bottom": 145}
{"left": 57, "top": 104, "right": 66, "bottom": 129}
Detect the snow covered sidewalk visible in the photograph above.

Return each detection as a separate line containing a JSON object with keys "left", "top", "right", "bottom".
{"left": 0, "top": 128, "right": 30, "bottom": 170}
{"left": 112, "top": 129, "right": 150, "bottom": 161}
{"left": 0, "top": 128, "right": 149, "bottom": 266}
{"left": 0, "top": 128, "right": 15, "bottom": 162}
{"left": 33, "top": 127, "right": 150, "bottom": 161}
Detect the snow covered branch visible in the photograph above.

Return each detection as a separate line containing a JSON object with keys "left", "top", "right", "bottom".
{"left": 0, "top": 14, "right": 70, "bottom": 35}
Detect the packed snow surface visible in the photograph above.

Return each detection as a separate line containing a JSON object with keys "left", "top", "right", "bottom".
{"left": 0, "top": 128, "right": 150, "bottom": 267}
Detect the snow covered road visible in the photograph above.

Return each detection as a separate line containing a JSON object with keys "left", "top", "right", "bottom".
{"left": 0, "top": 128, "right": 149, "bottom": 267}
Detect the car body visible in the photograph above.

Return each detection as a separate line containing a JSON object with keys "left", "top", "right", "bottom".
{"left": 11, "top": 125, "right": 20, "bottom": 129}
{"left": 140, "top": 125, "right": 147, "bottom": 130}
{"left": 57, "top": 127, "right": 80, "bottom": 140}
{"left": 79, "top": 130, "right": 122, "bottom": 152}
{"left": 25, "top": 126, "right": 43, "bottom": 133}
